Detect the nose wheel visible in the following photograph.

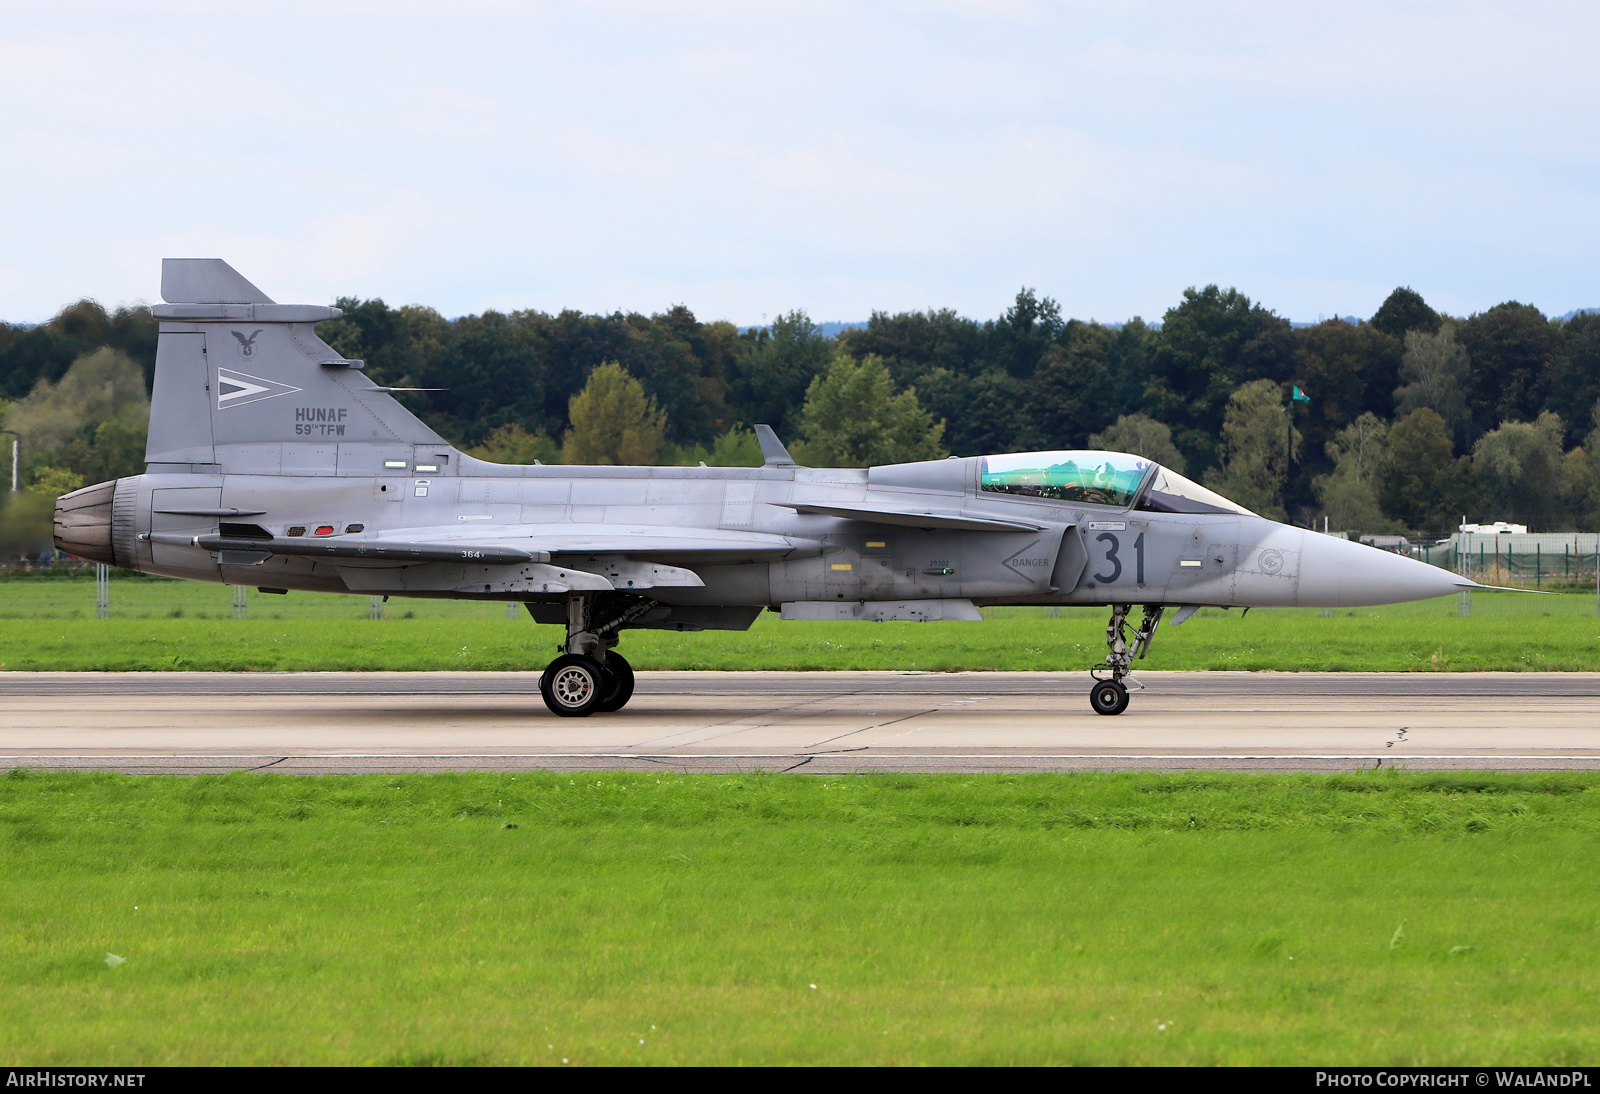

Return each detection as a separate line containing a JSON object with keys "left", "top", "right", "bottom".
{"left": 1089, "top": 603, "right": 1163, "bottom": 715}
{"left": 1090, "top": 679, "right": 1129, "bottom": 716}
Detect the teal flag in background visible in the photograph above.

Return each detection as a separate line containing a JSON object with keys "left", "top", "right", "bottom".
{"left": 1292, "top": 386, "right": 1310, "bottom": 403}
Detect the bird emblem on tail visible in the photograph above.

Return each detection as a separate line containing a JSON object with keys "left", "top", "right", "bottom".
{"left": 231, "top": 329, "right": 263, "bottom": 357}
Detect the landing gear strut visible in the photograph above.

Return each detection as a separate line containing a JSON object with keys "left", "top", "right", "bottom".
{"left": 1089, "top": 603, "right": 1164, "bottom": 716}
{"left": 537, "top": 594, "right": 654, "bottom": 717}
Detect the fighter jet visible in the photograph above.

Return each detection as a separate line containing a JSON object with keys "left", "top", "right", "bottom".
{"left": 53, "top": 260, "right": 1479, "bottom": 716}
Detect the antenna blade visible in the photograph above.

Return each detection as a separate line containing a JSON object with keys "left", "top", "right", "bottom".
{"left": 753, "top": 424, "right": 797, "bottom": 467}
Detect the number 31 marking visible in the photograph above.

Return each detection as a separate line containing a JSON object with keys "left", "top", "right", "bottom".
{"left": 1093, "top": 531, "right": 1145, "bottom": 585}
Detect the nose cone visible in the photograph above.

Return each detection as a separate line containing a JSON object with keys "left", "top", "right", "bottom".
{"left": 1296, "top": 534, "right": 1467, "bottom": 607}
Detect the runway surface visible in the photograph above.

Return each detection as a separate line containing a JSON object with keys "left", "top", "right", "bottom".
{"left": 3, "top": 670, "right": 1599, "bottom": 774}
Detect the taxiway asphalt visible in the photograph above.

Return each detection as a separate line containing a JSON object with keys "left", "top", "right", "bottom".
{"left": 2, "top": 670, "right": 1597, "bottom": 774}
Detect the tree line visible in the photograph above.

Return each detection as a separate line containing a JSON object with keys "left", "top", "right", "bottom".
{"left": 4, "top": 282, "right": 1600, "bottom": 554}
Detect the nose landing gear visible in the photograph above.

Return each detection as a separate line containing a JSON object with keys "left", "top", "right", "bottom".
{"left": 1089, "top": 603, "right": 1163, "bottom": 715}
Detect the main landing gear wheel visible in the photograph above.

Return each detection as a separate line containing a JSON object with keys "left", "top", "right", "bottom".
{"left": 1089, "top": 679, "right": 1129, "bottom": 717}
{"left": 597, "top": 652, "right": 635, "bottom": 713}
{"left": 540, "top": 654, "right": 604, "bottom": 717}
{"left": 543, "top": 593, "right": 658, "bottom": 717}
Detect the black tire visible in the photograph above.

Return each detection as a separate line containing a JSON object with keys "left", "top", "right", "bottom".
{"left": 540, "top": 654, "right": 604, "bottom": 717}
{"left": 597, "top": 652, "right": 635, "bottom": 713}
{"left": 1090, "top": 679, "right": 1129, "bottom": 716}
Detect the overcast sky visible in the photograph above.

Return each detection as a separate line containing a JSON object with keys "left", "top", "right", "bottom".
{"left": 2, "top": 1, "right": 1597, "bottom": 326}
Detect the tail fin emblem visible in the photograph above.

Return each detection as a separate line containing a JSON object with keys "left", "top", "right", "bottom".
{"left": 231, "top": 329, "right": 264, "bottom": 357}
{"left": 217, "top": 367, "right": 302, "bottom": 409}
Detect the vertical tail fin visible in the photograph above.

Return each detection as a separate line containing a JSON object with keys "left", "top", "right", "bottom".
{"left": 147, "top": 259, "right": 447, "bottom": 474}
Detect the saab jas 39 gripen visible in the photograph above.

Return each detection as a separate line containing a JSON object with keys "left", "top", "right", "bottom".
{"left": 53, "top": 260, "right": 1480, "bottom": 717}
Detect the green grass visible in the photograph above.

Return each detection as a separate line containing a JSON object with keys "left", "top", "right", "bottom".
{"left": 2, "top": 573, "right": 1599, "bottom": 671}
{"left": 2, "top": 770, "right": 1597, "bottom": 1065}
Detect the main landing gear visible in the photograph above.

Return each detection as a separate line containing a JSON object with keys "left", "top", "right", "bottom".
{"left": 537, "top": 595, "right": 651, "bottom": 717}
{"left": 1089, "top": 603, "right": 1163, "bottom": 716}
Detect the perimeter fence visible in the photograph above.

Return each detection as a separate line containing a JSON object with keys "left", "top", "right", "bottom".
{"left": 1413, "top": 532, "right": 1600, "bottom": 590}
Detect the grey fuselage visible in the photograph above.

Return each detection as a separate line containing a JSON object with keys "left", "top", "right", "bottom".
{"left": 63, "top": 450, "right": 1463, "bottom": 633}
{"left": 53, "top": 259, "right": 1465, "bottom": 632}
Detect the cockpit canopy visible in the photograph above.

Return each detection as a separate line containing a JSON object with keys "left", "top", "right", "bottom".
{"left": 978, "top": 451, "right": 1254, "bottom": 516}
{"left": 980, "top": 451, "right": 1151, "bottom": 507}
{"left": 1136, "top": 464, "right": 1254, "bottom": 516}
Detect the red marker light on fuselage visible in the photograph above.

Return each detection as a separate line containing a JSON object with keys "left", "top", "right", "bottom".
{"left": 315, "top": 525, "right": 335, "bottom": 536}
